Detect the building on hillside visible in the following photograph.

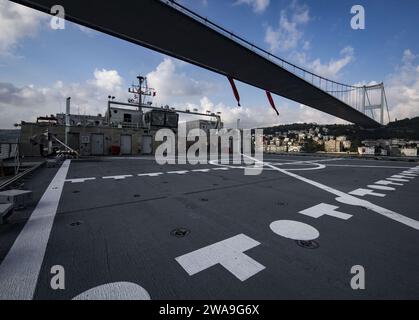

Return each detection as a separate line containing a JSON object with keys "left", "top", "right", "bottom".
{"left": 401, "top": 147, "right": 418, "bottom": 157}
{"left": 342, "top": 140, "right": 352, "bottom": 151}
{"left": 324, "top": 140, "right": 342, "bottom": 153}
{"left": 288, "top": 145, "right": 302, "bottom": 153}
{"left": 389, "top": 146, "right": 401, "bottom": 156}
{"left": 358, "top": 146, "right": 376, "bottom": 155}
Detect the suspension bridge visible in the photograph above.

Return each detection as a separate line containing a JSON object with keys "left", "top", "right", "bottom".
{"left": 12, "top": 0, "right": 391, "bottom": 127}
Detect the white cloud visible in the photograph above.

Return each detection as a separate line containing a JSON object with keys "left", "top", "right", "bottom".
{"left": 0, "top": 0, "right": 47, "bottom": 55}
{"left": 302, "top": 41, "right": 311, "bottom": 51}
{"left": 235, "top": 0, "right": 270, "bottom": 13}
{"left": 147, "top": 58, "right": 215, "bottom": 104}
{"left": 264, "top": 0, "right": 310, "bottom": 52}
{"left": 295, "top": 46, "right": 355, "bottom": 79}
{"left": 0, "top": 69, "right": 128, "bottom": 128}
{"left": 90, "top": 69, "right": 123, "bottom": 92}
{"left": 385, "top": 49, "right": 419, "bottom": 121}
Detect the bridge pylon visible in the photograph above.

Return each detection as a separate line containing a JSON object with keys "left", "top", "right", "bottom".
{"left": 361, "top": 83, "right": 390, "bottom": 125}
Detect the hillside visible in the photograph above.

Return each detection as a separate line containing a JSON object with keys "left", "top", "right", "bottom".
{"left": 260, "top": 117, "right": 419, "bottom": 140}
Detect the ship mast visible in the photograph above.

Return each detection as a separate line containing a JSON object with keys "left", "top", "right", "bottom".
{"left": 128, "top": 75, "right": 156, "bottom": 113}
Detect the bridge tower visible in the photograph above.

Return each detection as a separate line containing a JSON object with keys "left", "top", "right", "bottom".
{"left": 361, "top": 83, "right": 390, "bottom": 126}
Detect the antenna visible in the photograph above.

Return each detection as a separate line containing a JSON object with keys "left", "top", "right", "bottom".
{"left": 128, "top": 74, "right": 156, "bottom": 112}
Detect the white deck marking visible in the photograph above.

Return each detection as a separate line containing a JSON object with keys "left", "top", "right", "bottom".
{"left": 242, "top": 154, "right": 419, "bottom": 231}
{"left": 368, "top": 185, "right": 396, "bottom": 191}
{"left": 212, "top": 167, "right": 229, "bottom": 171}
{"left": 279, "top": 158, "right": 343, "bottom": 166}
{"left": 138, "top": 172, "right": 163, "bottom": 177}
{"left": 103, "top": 175, "right": 133, "bottom": 180}
{"left": 335, "top": 196, "right": 419, "bottom": 231}
{"left": 72, "top": 282, "right": 151, "bottom": 300}
{"left": 270, "top": 220, "right": 320, "bottom": 241}
{"left": 387, "top": 177, "right": 410, "bottom": 183}
{"left": 65, "top": 177, "right": 96, "bottom": 183}
{"left": 400, "top": 172, "right": 418, "bottom": 177}
{"left": 375, "top": 180, "right": 403, "bottom": 186}
{"left": 167, "top": 170, "right": 189, "bottom": 175}
{"left": 392, "top": 175, "right": 414, "bottom": 179}
{"left": 192, "top": 169, "right": 211, "bottom": 173}
{"left": 324, "top": 164, "right": 414, "bottom": 169}
{"left": 349, "top": 188, "right": 386, "bottom": 197}
{"left": 0, "top": 160, "right": 71, "bottom": 300}
{"left": 175, "top": 234, "right": 265, "bottom": 282}
{"left": 299, "top": 203, "right": 352, "bottom": 220}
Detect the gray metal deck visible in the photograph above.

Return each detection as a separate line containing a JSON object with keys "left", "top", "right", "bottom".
{"left": 0, "top": 155, "right": 418, "bottom": 299}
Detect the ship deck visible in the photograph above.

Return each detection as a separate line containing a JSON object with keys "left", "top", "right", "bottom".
{"left": 0, "top": 154, "right": 418, "bottom": 300}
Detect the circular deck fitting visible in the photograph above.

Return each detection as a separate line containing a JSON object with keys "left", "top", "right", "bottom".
{"left": 69, "top": 221, "right": 83, "bottom": 227}
{"left": 171, "top": 228, "right": 191, "bottom": 238}
{"left": 296, "top": 240, "right": 320, "bottom": 249}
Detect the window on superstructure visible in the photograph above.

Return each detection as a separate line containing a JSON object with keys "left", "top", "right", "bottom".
{"left": 124, "top": 113, "right": 132, "bottom": 123}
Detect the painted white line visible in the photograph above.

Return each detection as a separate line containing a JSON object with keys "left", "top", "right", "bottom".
{"left": 325, "top": 164, "right": 415, "bottom": 169}
{"left": 368, "top": 185, "right": 396, "bottom": 191}
{"left": 299, "top": 203, "right": 352, "bottom": 220}
{"left": 175, "top": 234, "right": 265, "bottom": 282}
{"left": 270, "top": 220, "right": 320, "bottom": 241}
{"left": 375, "top": 180, "right": 403, "bottom": 186}
{"left": 65, "top": 177, "right": 96, "bottom": 183}
{"left": 192, "top": 169, "right": 211, "bottom": 173}
{"left": 392, "top": 175, "right": 414, "bottom": 180}
{"left": 167, "top": 171, "right": 189, "bottom": 175}
{"left": 242, "top": 154, "right": 419, "bottom": 231}
{"left": 283, "top": 162, "right": 326, "bottom": 171}
{"left": 103, "top": 175, "right": 133, "bottom": 180}
{"left": 212, "top": 167, "right": 229, "bottom": 171}
{"left": 0, "top": 160, "right": 71, "bottom": 300}
{"left": 208, "top": 160, "right": 325, "bottom": 172}
{"left": 400, "top": 173, "right": 418, "bottom": 177}
{"left": 72, "top": 282, "right": 151, "bottom": 300}
{"left": 335, "top": 196, "right": 419, "bottom": 231}
{"left": 279, "top": 158, "right": 343, "bottom": 166}
{"left": 387, "top": 178, "right": 410, "bottom": 183}
{"left": 349, "top": 188, "right": 386, "bottom": 198}
{"left": 262, "top": 158, "right": 342, "bottom": 163}
{"left": 242, "top": 154, "right": 351, "bottom": 198}
{"left": 138, "top": 172, "right": 163, "bottom": 177}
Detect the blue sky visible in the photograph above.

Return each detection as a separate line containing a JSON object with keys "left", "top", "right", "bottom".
{"left": 1, "top": 0, "right": 418, "bottom": 128}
